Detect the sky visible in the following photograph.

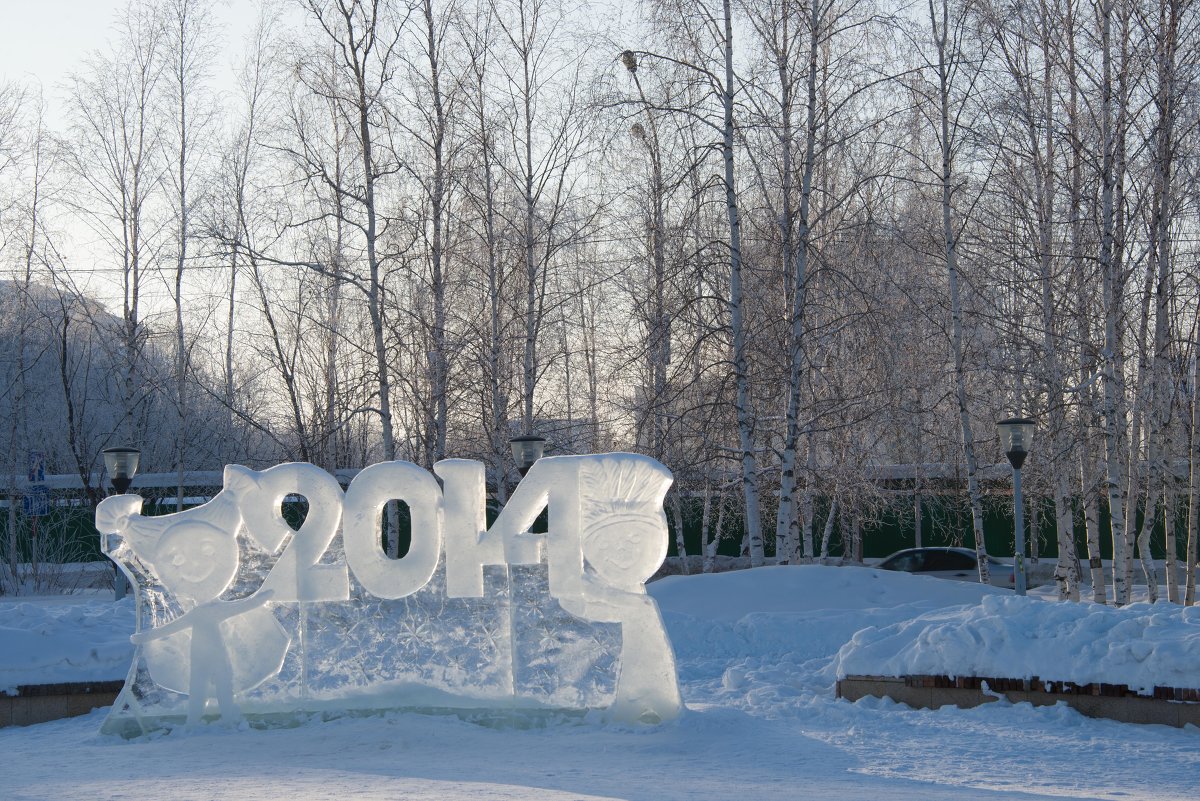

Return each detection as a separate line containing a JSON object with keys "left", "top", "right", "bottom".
{"left": 0, "top": 1, "right": 118, "bottom": 90}
{"left": 0, "top": 0, "right": 258, "bottom": 99}
{"left": 0, "top": 0, "right": 276, "bottom": 319}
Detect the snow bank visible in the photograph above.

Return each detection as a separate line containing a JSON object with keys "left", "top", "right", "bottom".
{"left": 0, "top": 566, "right": 999, "bottom": 692}
{"left": 6, "top": 564, "right": 1199, "bottom": 706}
{"left": 649, "top": 565, "right": 1005, "bottom": 668}
{"left": 0, "top": 597, "right": 135, "bottom": 690}
{"left": 649, "top": 564, "right": 1005, "bottom": 620}
{"left": 833, "top": 594, "right": 1200, "bottom": 693}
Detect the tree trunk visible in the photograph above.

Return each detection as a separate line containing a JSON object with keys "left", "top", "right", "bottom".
{"left": 819, "top": 498, "right": 838, "bottom": 565}
{"left": 1097, "top": 0, "right": 1130, "bottom": 605}
{"left": 1066, "top": 0, "right": 1104, "bottom": 603}
{"left": 670, "top": 491, "right": 688, "bottom": 574}
{"left": 800, "top": 432, "right": 816, "bottom": 561}
{"left": 1135, "top": 491, "right": 1160, "bottom": 601}
{"left": 700, "top": 485, "right": 714, "bottom": 573}
{"left": 931, "top": 0, "right": 989, "bottom": 583}
{"left": 423, "top": 0, "right": 449, "bottom": 468}
{"left": 1164, "top": 488, "right": 1179, "bottom": 603}
{"left": 776, "top": 0, "right": 820, "bottom": 568}
{"left": 721, "top": 0, "right": 764, "bottom": 566}
{"left": 1187, "top": 354, "right": 1200, "bottom": 603}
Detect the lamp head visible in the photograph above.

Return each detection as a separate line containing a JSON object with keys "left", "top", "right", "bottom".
{"left": 509, "top": 435, "right": 547, "bottom": 477}
{"left": 997, "top": 418, "right": 1035, "bottom": 470}
{"left": 102, "top": 446, "right": 141, "bottom": 494}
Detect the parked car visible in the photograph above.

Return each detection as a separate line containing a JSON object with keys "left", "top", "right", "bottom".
{"left": 876, "top": 547, "right": 1018, "bottom": 589}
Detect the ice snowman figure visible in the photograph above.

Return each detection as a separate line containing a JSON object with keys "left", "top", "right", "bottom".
{"left": 98, "top": 466, "right": 289, "bottom": 726}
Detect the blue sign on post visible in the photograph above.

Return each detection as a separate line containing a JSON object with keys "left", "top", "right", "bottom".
{"left": 28, "top": 451, "right": 44, "bottom": 483}
{"left": 22, "top": 485, "right": 50, "bottom": 517}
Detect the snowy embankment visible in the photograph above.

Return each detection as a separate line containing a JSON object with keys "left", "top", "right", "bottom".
{"left": 650, "top": 565, "right": 1009, "bottom": 674}
{"left": 2, "top": 566, "right": 1199, "bottom": 800}
{"left": 0, "top": 595, "right": 135, "bottom": 691}
{"left": 833, "top": 594, "right": 1200, "bottom": 693}
{"left": 5, "top": 565, "right": 1199, "bottom": 696}
{"left": 1, "top": 566, "right": 973, "bottom": 693}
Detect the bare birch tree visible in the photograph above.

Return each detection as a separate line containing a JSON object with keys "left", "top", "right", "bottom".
{"left": 920, "top": 0, "right": 991, "bottom": 582}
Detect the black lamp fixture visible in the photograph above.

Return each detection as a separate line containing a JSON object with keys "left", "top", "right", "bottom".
{"left": 997, "top": 417, "right": 1035, "bottom": 596}
{"left": 997, "top": 417, "right": 1036, "bottom": 470}
{"left": 509, "top": 435, "right": 547, "bottom": 477}
{"left": 102, "top": 446, "right": 141, "bottom": 494}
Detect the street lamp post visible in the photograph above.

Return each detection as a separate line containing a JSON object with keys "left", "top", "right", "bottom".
{"left": 997, "top": 418, "right": 1035, "bottom": 596}
{"left": 509, "top": 435, "right": 547, "bottom": 478}
{"left": 101, "top": 447, "right": 140, "bottom": 600}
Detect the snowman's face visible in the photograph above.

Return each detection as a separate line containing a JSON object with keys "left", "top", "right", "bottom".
{"left": 154, "top": 521, "right": 239, "bottom": 602}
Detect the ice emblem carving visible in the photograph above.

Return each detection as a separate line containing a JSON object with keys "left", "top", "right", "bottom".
{"left": 96, "top": 454, "right": 682, "bottom": 735}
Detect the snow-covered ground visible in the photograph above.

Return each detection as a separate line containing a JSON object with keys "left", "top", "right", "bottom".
{"left": 0, "top": 593, "right": 134, "bottom": 689}
{"left": 2, "top": 565, "right": 1198, "bottom": 800}
{"left": 834, "top": 592, "right": 1200, "bottom": 693}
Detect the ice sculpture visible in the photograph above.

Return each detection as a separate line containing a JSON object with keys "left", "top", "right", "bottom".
{"left": 97, "top": 454, "right": 682, "bottom": 735}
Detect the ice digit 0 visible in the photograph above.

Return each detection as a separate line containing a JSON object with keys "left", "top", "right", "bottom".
{"left": 343, "top": 461, "right": 444, "bottom": 599}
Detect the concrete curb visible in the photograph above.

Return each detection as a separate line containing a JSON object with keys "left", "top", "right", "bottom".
{"left": 837, "top": 675, "right": 1200, "bottom": 728}
{"left": 1, "top": 681, "right": 123, "bottom": 728}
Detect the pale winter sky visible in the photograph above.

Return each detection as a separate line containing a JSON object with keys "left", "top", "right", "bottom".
{"left": 0, "top": 0, "right": 633, "bottom": 97}
{"left": 0, "top": 0, "right": 273, "bottom": 312}
{"left": 0, "top": 0, "right": 632, "bottom": 313}
{"left": 0, "top": 0, "right": 261, "bottom": 96}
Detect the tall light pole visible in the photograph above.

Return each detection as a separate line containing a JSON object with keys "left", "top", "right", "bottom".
{"left": 997, "top": 418, "right": 1035, "bottom": 596}
{"left": 102, "top": 447, "right": 140, "bottom": 600}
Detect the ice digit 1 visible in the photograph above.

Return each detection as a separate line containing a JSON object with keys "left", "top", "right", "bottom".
{"left": 343, "top": 461, "right": 444, "bottom": 599}
{"left": 435, "top": 459, "right": 505, "bottom": 598}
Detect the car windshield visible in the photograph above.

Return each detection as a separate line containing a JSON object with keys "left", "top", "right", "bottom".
{"left": 923, "top": 550, "right": 975, "bottom": 571}
{"left": 880, "top": 552, "right": 923, "bottom": 571}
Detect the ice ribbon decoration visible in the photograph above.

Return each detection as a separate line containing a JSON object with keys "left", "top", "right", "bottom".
{"left": 95, "top": 454, "right": 683, "bottom": 735}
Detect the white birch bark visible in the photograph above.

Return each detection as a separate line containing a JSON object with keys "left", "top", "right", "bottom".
{"left": 1095, "top": 0, "right": 1131, "bottom": 605}
{"left": 164, "top": 0, "right": 215, "bottom": 509}
{"left": 1064, "top": 0, "right": 1106, "bottom": 602}
{"left": 819, "top": 498, "right": 838, "bottom": 565}
{"left": 929, "top": 0, "right": 989, "bottom": 583}
{"left": 700, "top": 485, "right": 714, "bottom": 574}
{"left": 420, "top": 0, "right": 450, "bottom": 468}
{"left": 299, "top": 0, "right": 401, "bottom": 552}
{"left": 1164, "top": 488, "right": 1179, "bottom": 603}
{"left": 985, "top": 0, "right": 1080, "bottom": 599}
{"left": 773, "top": 0, "right": 819, "bottom": 568}
{"left": 1135, "top": 491, "right": 1160, "bottom": 602}
{"left": 720, "top": 0, "right": 765, "bottom": 566}
{"left": 1188, "top": 355, "right": 1200, "bottom": 603}
{"left": 801, "top": 432, "right": 816, "bottom": 561}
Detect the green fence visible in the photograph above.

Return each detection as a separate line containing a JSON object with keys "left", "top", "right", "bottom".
{"left": 663, "top": 493, "right": 1194, "bottom": 561}
{"left": 3, "top": 485, "right": 1190, "bottom": 567}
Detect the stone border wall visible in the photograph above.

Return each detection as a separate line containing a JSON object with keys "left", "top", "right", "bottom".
{"left": 837, "top": 675, "right": 1200, "bottom": 728}
{"left": 1, "top": 681, "right": 123, "bottom": 728}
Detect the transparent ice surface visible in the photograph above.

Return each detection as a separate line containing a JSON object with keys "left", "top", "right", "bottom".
{"left": 96, "top": 454, "right": 682, "bottom": 736}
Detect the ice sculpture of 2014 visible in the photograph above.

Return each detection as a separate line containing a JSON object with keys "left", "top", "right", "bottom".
{"left": 95, "top": 454, "right": 682, "bottom": 735}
